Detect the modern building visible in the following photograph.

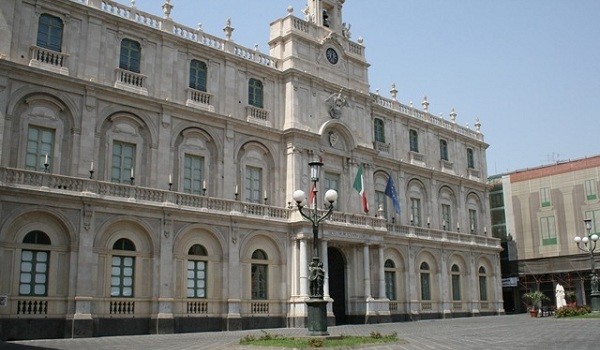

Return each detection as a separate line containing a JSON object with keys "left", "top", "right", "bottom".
{"left": 0, "top": 0, "right": 502, "bottom": 340}
{"left": 489, "top": 155, "right": 600, "bottom": 312}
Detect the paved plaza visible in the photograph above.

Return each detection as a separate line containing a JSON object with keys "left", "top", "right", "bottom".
{"left": 3, "top": 314, "right": 600, "bottom": 350}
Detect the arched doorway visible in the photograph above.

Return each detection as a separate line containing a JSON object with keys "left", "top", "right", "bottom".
{"left": 327, "top": 247, "right": 346, "bottom": 324}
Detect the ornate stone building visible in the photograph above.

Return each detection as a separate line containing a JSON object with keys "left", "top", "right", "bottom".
{"left": 0, "top": 0, "right": 502, "bottom": 340}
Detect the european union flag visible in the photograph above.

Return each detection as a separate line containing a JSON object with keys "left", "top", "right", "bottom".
{"left": 385, "top": 175, "right": 401, "bottom": 214}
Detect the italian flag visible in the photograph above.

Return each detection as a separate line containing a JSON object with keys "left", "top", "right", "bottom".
{"left": 353, "top": 164, "right": 369, "bottom": 213}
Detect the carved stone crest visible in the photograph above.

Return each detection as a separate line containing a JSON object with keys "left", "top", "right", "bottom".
{"left": 325, "top": 89, "right": 349, "bottom": 119}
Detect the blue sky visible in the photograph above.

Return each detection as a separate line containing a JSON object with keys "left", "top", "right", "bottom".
{"left": 128, "top": 0, "right": 600, "bottom": 175}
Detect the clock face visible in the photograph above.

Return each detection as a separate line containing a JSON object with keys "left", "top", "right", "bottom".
{"left": 326, "top": 48, "right": 338, "bottom": 64}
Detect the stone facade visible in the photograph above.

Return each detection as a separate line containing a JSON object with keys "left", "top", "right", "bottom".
{"left": 0, "top": 0, "right": 502, "bottom": 340}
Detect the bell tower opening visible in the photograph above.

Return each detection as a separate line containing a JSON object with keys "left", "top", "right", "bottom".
{"left": 307, "top": 0, "right": 345, "bottom": 35}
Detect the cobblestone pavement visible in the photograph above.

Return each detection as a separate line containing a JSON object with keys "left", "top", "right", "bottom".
{"left": 4, "top": 314, "right": 600, "bottom": 350}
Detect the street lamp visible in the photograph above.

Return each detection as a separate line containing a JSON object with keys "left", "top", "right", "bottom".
{"left": 574, "top": 219, "right": 600, "bottom": 312}
{"left": 293, "top": 160, "right": 337, "bottom": 336}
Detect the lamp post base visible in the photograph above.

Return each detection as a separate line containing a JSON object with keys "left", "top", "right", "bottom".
{"left": 591, "top": 291, "right": 600, "bottom": 312}
{"left": 306, "top": 298, "right": 329, "bottom": 336}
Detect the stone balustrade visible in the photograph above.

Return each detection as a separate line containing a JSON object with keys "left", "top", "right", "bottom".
{"left": 372, "top": 94, "right": 483, "bottom": 142}
{"left": 0, "top": 167, "right": 499, "bottom": 248}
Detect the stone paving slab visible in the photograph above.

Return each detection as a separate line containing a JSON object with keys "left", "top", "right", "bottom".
{"left": 4, "top": 314, "right": 600, "bottom": 350}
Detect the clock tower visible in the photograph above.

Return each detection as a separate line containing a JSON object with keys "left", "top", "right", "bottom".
{"left": 269, "top": 0, "right": 368, "bottom": 90}
{"left": 269, "top": 0, "right": 371, "bottom": 133}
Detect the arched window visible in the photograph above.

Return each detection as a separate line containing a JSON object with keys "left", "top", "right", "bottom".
{"left": 419, "top": 262, "right": 430, "bottom": 301}
{"left": 37, "top": 14, "right": 63, "bottom": 52}
{"left": 111, "top": 238, "right": 136, "bottom": 297}
{"left": 478, "top": 266, "right": 488, "bottom": 301}
{"left": 409, "top": 129, "right": 419, "bottom": 153}
{"left": 248, "top": 78, "right": 264, "bottom": 108}
{"left": 384, "top": 259, "right": 396, "bottom": 300}
{"left": 189, "top": 60, "right": 207, "bottom": 91}
{"left": 451, "top": 264, "right": 461, "bottom": 301}
{"left": 374, "top": 118, "right": 385, "bottom": 143}
{"left": 187, "top": 244, "right": 207, "bottom": 298}
{"left": 251, "top": 249, "right": 268, "bottom": 299}
{"left": 119, "top": 38, "right": 141, "bottom": 73}
{"left": 19, "top": 231, "right": 51, "bottom": 296}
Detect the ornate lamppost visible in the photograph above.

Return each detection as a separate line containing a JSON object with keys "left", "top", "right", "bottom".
{"left": 574, "top": 219, "right": 600, "bottom": 312}
{"left": 292, "top": 160, "right": 338, "bottom": 336}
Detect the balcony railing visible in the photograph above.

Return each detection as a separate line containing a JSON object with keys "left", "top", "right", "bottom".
{"left": 114, "top": 68, "right": 148, "bottom": 95}
{"left": 246, "top": 105, "right": 271, "bottom": 127}
{"left": 0, "top": 167, "right": 499, "bottom": 249}
{"left": 29, "top": 46, "right": 69, "bottom": 75}
{"left": 186, "top": 88, "right": 214, "bottom": 112}
{"left": 371, "top": 94, "right": 484, "bottom": 142}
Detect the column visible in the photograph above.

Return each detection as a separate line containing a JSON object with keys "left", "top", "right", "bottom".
{"left": 321, "top": 240, "right": 330, "bottom": 298}
{"left": 299, "top": 238, "right": 308, "bottom": 297}
{"left": 469, "top": 253, "right": 480, "bottom": 315}
{"left": 378, "top": 246, "right": 386, "bottom": 299}
{"left": 363, "top": 244, "right": 371, "bottom": 299}
{"left": 493, "top": 255, "right": 505, "bottom": 313}
{"left": 440, "top": 250, "right": 450, "bottom": 317}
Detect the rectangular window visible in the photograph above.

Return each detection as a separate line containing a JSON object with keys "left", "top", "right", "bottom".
{"left": 187, "top": 260, "right": 206, "bottom": 298}
{"left": 111, "top": 141, "right": 136, "bottom": 183}
{"left": 540, "top": 187, "right": 551, "bottom": 207}
{"left": 251, "top": 264, "right": 268, "bottom": 299}
{"left": 467, "top": 148, "right": 475, "bottom": 169}
{"left": 540, "top": 216, "right": 557, "bottom": 245}
{"left": 19, "top": 250, "right": 49, "bottom": 296}
{"left": 119, "top": 39, "right": 141, "bottom": 73}
{"left": 409, "top": 129, "right": 419, "bottom": 153}
{"left": 385, "top": 271, "right": 396, "bottom": 300}
{"left": 420, "top": 273, "right": 430, "bottom": 300}
{"left": 37, "top": 14, "right": 63, "bottom": 52}
{"left": 111, "top": 256, "right": 135, "bottom": 297}
{"left": 245, "top": 166, "right": 262, "bottom": 203}
{"left": 585, "top": 179, "right": 598, "bottom": 201}
{"left": 451, "top": 274, "right": 461, "bottom": 301}
{"left": 490, "top": 192, "right": 504, "bottom": 209}
{"left": 479, "top": 276, "right": 488, "bottom": 301}
{"left": 440, "top": 139, "right": 448, "bottom": 161}
{"left": 248, "top": 78, "right": 264, "bottom": 108}
{"left": 26, "top": 126, "right": 54, "bottom": 171}
{"left": 469, "top": 209, "right": 478, "bottom": 233}
{"left": 410, "top": 198, "right": 421, "bottom": 226}
{"left": 184, "top": 154, "right": 204, "bottom": 195}
{"left": 585, "top": 210, "right": 600, "bottom": 234}
{"left": 324, "top": 173, "right": 340, "bottom": 210}
{"left": 441, "top": 204, "right": 451, "bottom": 231}
{"left": 189, "top": 59, "right": 207, "bottom": 91}
{"left": 374, "top": 118, "right": 385, "bottom": 143}
{"left": 375, "top": 190, "right": 387, "bottom": 218}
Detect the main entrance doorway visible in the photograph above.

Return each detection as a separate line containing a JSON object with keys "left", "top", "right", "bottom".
{"left": 327, "top": 247, "right": 346, "bottom": 324}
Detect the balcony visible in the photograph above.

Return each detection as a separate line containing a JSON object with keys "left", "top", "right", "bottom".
{"left": 468, "top": 168, "right": 480, "bottom": 180}
{"left": 374, "top": 141, "right": 390, "bottom": 153}
{"left": 0, "top": 167, "right": 500, "bottom": 250}
{"left": 440, "top": 160, "right": 454, "bottom": 174}
{"left": 409, "top": 151, "right": 425, "bottom": 166}
{"left": 246, "top": 105, "right": 271, "bottom": 127}
{"left": 186, "top": 88, "right": 214, "bottom": 112}
{"left": 29, "top": 46, "right": 69, "bottom": 75}
{"left": 114, "top": 68, "right": 148, "bottom": 95}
